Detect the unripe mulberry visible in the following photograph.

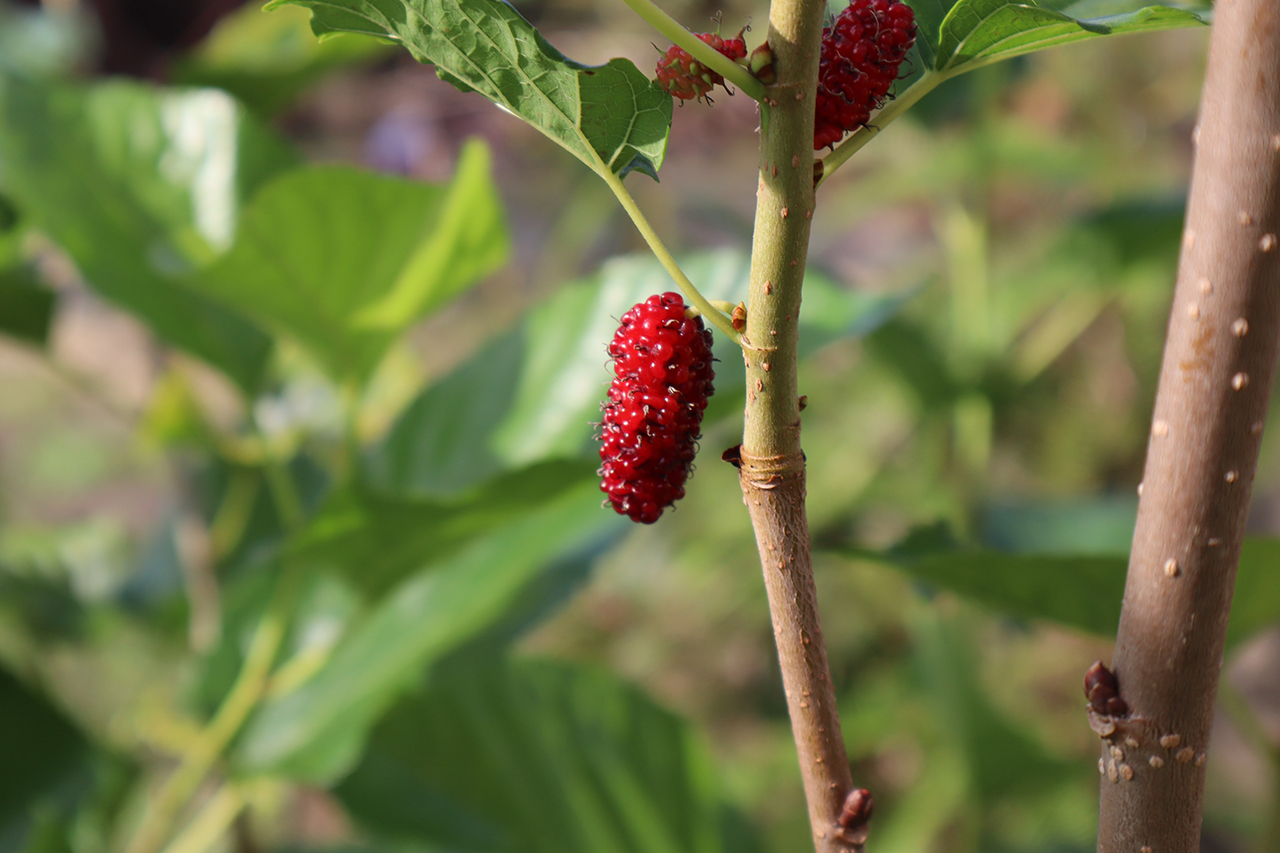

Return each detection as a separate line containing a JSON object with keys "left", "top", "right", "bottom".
{"left": 598, "top": 293, "right": 716, "bottom": 524}
{"left": 813, "top": 0, "right": 916, "bottom": 149}
{"left": 655, "top": 30, "right": 748, "bottom": 102}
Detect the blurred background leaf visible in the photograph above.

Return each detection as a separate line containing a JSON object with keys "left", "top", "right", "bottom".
{"left": 337, "top": 655, "right": 760, "bottom": 853}
{"left": 172, "top": 3, "right": 392, "bottom": 116}
{"left": 0, "top": 76, "right": 295, "bottom": 391}
{"left": 194, "top": 140, "right": 508, "bottom": 381}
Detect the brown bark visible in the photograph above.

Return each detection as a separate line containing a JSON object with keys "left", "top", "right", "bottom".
{"left": 1096, "top": 2, "right": 1280, "bottom": 850}
{"left": 741, "top": 453, "right": 857, "bottom": 853}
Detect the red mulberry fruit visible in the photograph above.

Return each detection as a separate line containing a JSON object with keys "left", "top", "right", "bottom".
{"left": 598, "top": 292, "right": 716, "bottom": 524}
{"left": 813, "top": 0, "right": 916, "bottom": 149}
{"left": 655, "top": 30, "right": 748, "bottom": 102}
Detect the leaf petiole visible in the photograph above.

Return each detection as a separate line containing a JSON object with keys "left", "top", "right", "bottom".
{"left": 818, "top": 71, "right": 942, "bottom": 186}
{"left": 615, "top": 0, "right": 766, "bottom": 102}
{"left": 599, "top": 168, "right": 743, "bottom": 344}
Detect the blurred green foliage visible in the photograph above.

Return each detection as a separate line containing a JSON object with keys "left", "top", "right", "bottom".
{"left": 0, "top": 1, "right": 1272, "bottom": 853}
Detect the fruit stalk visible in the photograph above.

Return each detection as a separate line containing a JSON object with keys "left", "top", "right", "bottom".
{"left": 739, "top": 0, "right": 856, "bottom": 850}
{"left": 1096, "top": 1, "right": 1280, "bottom": 849}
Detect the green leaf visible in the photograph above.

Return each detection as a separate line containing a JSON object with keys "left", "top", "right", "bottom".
{"left": 266, "top": 0, "right": 672, "bottom": 179}
{"left": 191, "top": 568, "right": 361, "bottom": 716}
{"left": 931, "top": 0, "right": 1210, "bottom": 74}
{"left": 174, "top": 3, "right": 390, "bottom": 115}
{"left": 0, "top": 76, "right": 295, "bottom": 391}
{"left": 364, "top": 331, "right": 525, "bottom": 498}
{"left": 0, "top": 2, "right": 91, "bottom": 79}
{"left": 0, "top": 667, "right": 90, "bottom": 832}
{"left": 234, "top": 482, "right": 622, "bottom": 781}
{"left": 195, "top": 140, "right": 508, "bottom": 380}
{"left": 1227, "top": 540, "right": 1280, "bottom": 651}
{"left": 911, "top": 613, "right": 1074, "bottom": 802}
{"left": 842, "top": 519, "right": 1280, "bottom": 650}
{"left": 0, "top": 266, "right": 54, "bottom": 346}
{"left": 292, "top": 459, "right": 603, "bottom": 595}
{"left": 336, "top": 655, "right": 756, "bottom": 853}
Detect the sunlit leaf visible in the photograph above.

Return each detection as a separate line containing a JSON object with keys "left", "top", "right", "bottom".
{"left": 194, "top": 139, "right": 507, "bottom": 380}
{"left": 266, "top": 0, "right": 672, "bottom": 178}
{"left": 0, "top": 76, "right": 294, "bottom": 391}
{"left": 337, "top": 655, "right": 759, "bottom": 853}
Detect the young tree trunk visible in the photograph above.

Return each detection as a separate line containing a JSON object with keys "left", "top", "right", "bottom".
{"left": 1096, "top": 3, "right": 1280, "bottom": 850}
{"left": 738, "top": 0, "right": 859, "bottom": 850}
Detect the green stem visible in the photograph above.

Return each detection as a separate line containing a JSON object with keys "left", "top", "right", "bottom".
{"left": 818, "top": 72, "right": 943, "bottom": 187}
{"left": 737, "top": 0, "right": 858, "bottom": 849}
{"left": 616, "top": 0, "right": 765, "bottom": 101}
{"left": 125, "top": 457, "right": 307, "bottom": 853}
{"left": 158, "top": 784, "right": 246, "bottom": 853}
{"left": 600, "top": 168, "right": 742, "bottom": 343}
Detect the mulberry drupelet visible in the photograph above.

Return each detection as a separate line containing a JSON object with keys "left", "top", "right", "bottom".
{"left": 655, "top": 30, "right": 748, "bottom": 102}
{"left": 813, "top": 0, "right": 916, "bottom": 149}
{"left": 598, "top": 293, "right": 716, "bottom": 524}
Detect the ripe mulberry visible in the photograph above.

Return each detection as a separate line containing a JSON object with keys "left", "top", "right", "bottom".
{"left": 813, "top": 0, "right": 916, "bottom": 149}
{"left": 655, "top": 30, "right": 748, "bottom": 102}
{"left": 598, "top": 293, "right": 716, "bottom": 524}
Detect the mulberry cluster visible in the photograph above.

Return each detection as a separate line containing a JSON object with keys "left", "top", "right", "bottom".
{"left": 813, "top": 0, "right": 916, "bottom": 149}
{"left": 598, "top": 293, "right": 716, "bottom": 524}
{"left": 655, "top": 30, "right": 748, "bottom": 101}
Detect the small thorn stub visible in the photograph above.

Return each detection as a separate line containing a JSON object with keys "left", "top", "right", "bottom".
{"left": 1160, "top": 733, "right": 1181, "bottom": 749}
{"left": 1150, "top": 756, "right": 1164, "bottom": 768}
{"left": 722, "top": 444, "right": 742, "bottom": 469}
{"left": 1233, "top": 318, "right": 1249, "bottom": 337}
{"left": 1164, "top": 559, "right": 1179, "bottom": 577}
{"left": 1152, "top": 420, "right": 1169, "bottom": 437}
{"left": 598, "top": 293, "right": 716, "bottom": 523}
{"left": 1177, "top": 747, "right": 1195, "bottom": 764}
{"left": 1232, "top": 372, "right": 1249, "bottom": 390}
{"left": 1262, "top": 233, "right": 1277, "bottom": 253}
